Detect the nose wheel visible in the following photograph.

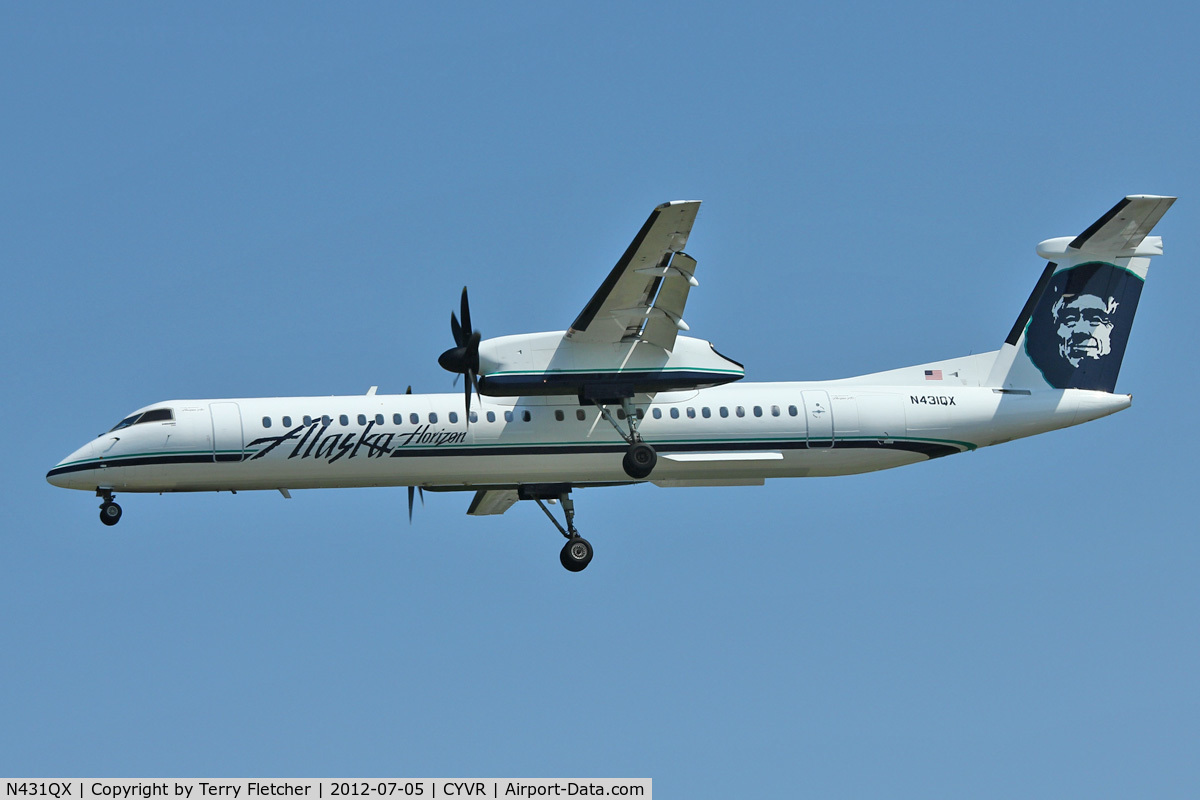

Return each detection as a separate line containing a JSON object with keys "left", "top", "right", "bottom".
{"left": 520, "top": 484, "right": 594, "bottom": 572}
{"left": 98, "top": 490, "right": 122, "bottom": 526}
{"left": 560, "top": 536, "right": 593, "bottom": 572}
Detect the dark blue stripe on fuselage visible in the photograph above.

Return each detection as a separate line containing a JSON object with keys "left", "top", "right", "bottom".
{"left": 45, "top": 438, "right": 962, "bottom": 479}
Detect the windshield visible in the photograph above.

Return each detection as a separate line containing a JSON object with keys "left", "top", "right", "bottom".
{"left": 108, "top": 408, "right": 174, "bottom": 432}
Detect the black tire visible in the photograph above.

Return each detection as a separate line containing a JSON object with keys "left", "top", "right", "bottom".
{"left": 559, "top": 536, "right": 593, "bottom": 572}
{"left": 99, "top": 502, "right": 122, "bottom": 526}
{"left": 622, "top": 442, "right": 657, "bottom": 479}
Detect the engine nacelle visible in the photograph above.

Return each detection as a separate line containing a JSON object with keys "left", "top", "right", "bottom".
{"left": 475, "top": 331, "right": 743, "bottom": 402}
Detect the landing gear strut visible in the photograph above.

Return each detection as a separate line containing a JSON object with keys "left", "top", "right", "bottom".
{"left": 520, "top": 484, "right": 593, "bottom": 572}
{"left": 595, "top": 398, "right": 657, "bottom": 479}
{"left": 97, "top": 489, "right": 122, "bottom": 526}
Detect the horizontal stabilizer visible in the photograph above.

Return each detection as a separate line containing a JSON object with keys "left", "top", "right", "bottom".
{"left": 1066, "top": 195, "right": 1175, "bottom": 256}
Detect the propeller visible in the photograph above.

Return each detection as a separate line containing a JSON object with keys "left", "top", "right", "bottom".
{"left": 407, "top": 485, "right": 425, "bottom": 523}
{"left": 437, "top": 286, "right": 483, "bottom": 418}
{"left": 404, "top": 385, "right": 425, "bottom": 523}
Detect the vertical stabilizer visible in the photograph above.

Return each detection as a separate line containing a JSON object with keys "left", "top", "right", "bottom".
{"left": 985, "top": 195, "right": 1174, "bottom": 392}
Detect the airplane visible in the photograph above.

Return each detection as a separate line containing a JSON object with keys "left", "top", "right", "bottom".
{"left": 47, "top": 195, "right": 1175, "bottom": 571}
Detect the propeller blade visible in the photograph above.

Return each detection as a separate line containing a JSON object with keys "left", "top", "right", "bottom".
{"left": 450, "top": 311, "right": 463, "bottom": 347}
{"left": 407, "top": 485, "right": 426, "bottom": 524}
{"left": 460, "top": 286, "right": 472, "bottom": 338}
{"left": 405, "top": 385, "right": 412, "bottom": 395}
{"left": 469, "top": 370, "right": 482, "bottom": 409}
{"left": 467, "top": 331, "right": 481, "bottom": 372}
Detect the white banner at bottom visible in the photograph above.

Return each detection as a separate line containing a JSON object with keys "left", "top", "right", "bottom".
{"left": 2, "top": 780, "right": 651, "bottom": 800}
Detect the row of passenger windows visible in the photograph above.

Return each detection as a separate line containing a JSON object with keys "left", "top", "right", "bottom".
{"left": 260, "top": 405, "right": 799, "bottom": 429}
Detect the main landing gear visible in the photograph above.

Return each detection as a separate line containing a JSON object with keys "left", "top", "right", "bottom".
{"left": 97, "top": 489, "right": 122, "bottom": 526}
{"left": 594, "top": 398, "right": 657, "bottom": 479}
{"left": 520, "top": 484, "right": 593, "bottom": 572}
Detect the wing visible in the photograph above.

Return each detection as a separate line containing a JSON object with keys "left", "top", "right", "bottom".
{"left": 566, "top": 200, "right": 701, "bottom": 351}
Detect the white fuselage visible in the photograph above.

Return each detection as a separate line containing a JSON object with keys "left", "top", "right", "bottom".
{"left": 46, "top": 381, "right": 1130, "bottom": 495}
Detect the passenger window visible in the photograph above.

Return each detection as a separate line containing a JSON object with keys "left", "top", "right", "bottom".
{"left": 687, "top": 407, "right": 696, "bottom": 418}
{"left": 652, "top": 408, "right": 662, "bottom": 419}
{"left": 429, "top": 412, "right": 438, "bottom": 424}
{"left": 771, "top": 405, "right": 780, "bottom": 417}
{"left": 788, "top": 405, "right": 798, "bottom": 416}
{"left": 670, "top": 408, "right": 680, "bottom": 419}
{"left": 753, "top": 406, "right": 763, "bottom": 417}
{"left": 303, "top": 415, "right": 313, "bottom": 426}
{"left": 357, "top": 414, "right": 367, "bottom": 425}
{"left": 523, "top": 410, "right": 532, "bottom": 422}
{"left": 394, "top": 414, "right": 403, "bottom": 425}
{"left": 504, "top": 410, "right": 513, "bottom": 423}
{"left": 340, "top": 414, "right": 349, "bottom": 426}
{"left": 376, "top": 414, "right": 384, "bottom": 425}
{"left": 555, "top": 410, "right": 564, "bottom": 421}
{"left": 487, "top": 411, "right": 496, "bottom": 423}
{"left": 636, "top": 408, "right": 644, "bottom": 419}
{"left": 322, "top": 415, "right": 332, "bottom": 426}
{"left": 576, "top": 409, "right": 586, "bottom": 421}
{"left": 720, "top": 407, "right": 729, "bottom": 418}
{"left": 616, "top": 409, "right": 626, "bottom": 420}
{"left": 262, "top": 417, "right": 272, "bottom": 428}
{"left": 283, "top": 416, "right": 292, "bottom": 427}
{"left": 702, "top": 407, "right": 711, "bottom": 419}
{"left": 469, "top": 411, "right": 478, "bottom": 423}
{"left": 736, "top": 406, "right": 745, "bottom": 418}
{"left": 410, "top": 413, "right": 419, "bottom": 425}
{"left": 449, "top": 412, "right": 458, "bottom": 423}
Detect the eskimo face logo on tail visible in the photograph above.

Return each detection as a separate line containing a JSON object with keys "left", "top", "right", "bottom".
{"left": 1025, "top": 261, "right": 1144, "bottom": 391}
{"left": 1053, "top": 291, "right": 1118, "bottom": 367}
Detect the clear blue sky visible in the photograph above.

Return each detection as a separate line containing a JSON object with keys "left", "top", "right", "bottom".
{"left": 3, "top": 2, "right": 1198, "bottom": 795}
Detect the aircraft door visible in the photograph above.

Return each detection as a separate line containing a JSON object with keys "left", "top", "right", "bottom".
{"left": 210, "top": 402, "right": 244, "bottom": 462}
{"left": 801, "top": 390, "right": 834, "bottom": 448}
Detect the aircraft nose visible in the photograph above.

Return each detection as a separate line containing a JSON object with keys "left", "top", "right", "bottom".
{"left": 47, "top": 441, "right": 96, "bottom": 489}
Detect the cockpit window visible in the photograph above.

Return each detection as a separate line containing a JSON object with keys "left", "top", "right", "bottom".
{"left": 108, "top": 408, "right": 174, "bottom": 431}
{"left": 109, "top": 414, "right": 141, "bottom": 432}
{"left": 139, "top": 408, "right": 174, "bottom": 423}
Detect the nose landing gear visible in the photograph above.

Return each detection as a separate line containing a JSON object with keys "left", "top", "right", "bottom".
{"left": 520, "top": 483, "right": 594, "bottom": 572}
{"left": 97, "top": 489, "right": 122, "bottom": 526}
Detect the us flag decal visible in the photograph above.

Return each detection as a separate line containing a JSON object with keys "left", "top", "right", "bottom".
{"left": 924, "top": 369, "right": 942, "bottom": 380}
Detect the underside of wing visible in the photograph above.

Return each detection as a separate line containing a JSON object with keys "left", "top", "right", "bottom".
{"left": 567, "top": 201, "right": 701, "bottom": 352}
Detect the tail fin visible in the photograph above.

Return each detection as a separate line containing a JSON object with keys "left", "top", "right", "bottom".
{"left": 985, "top": 195, "right": 1175, "bottom": 392}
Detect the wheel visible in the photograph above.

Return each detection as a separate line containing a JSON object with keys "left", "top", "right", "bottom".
{"left": 622, "top": 442, "right": 657, "bottom": 479}
{"left": 99, "top": 501, "right": 122, "bottom": 526}
{"left": 560, "top": 536, "right": 593, "bottom": 572}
